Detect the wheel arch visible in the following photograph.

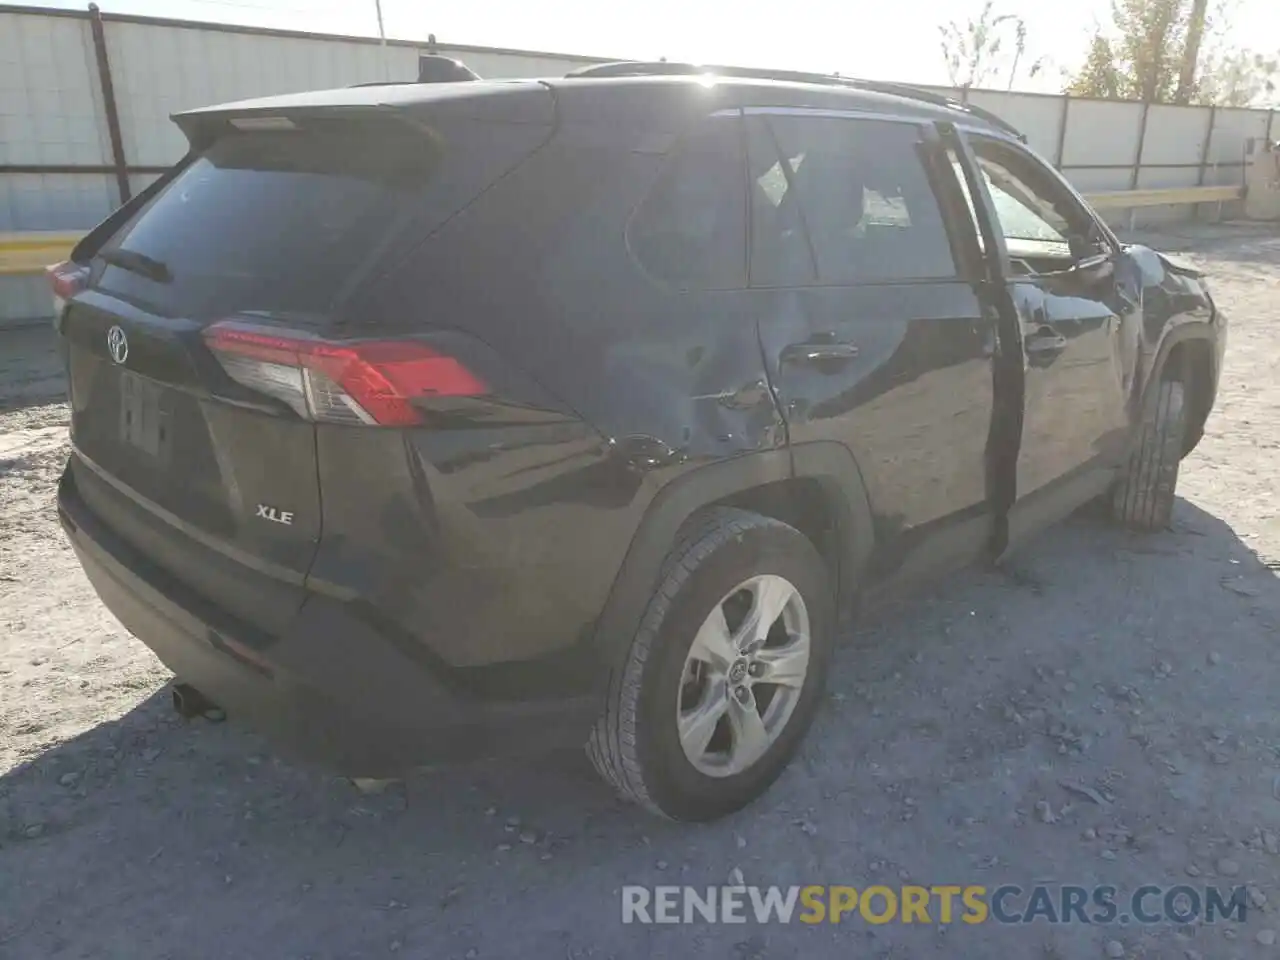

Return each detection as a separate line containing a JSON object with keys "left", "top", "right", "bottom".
{"left": 591, "top": 442, "right": 874, "bottom": 680}
{"left": 1144, "top": 322, "right": 1217, "bottom": 456}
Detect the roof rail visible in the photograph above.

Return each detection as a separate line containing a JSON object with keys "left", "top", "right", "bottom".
{"left": 564, "top": 61, "right": 1025, "bottom": 142}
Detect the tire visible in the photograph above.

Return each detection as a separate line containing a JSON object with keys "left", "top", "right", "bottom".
{"left": 587, "top": 508, "right": 834, "bottom": 821}
{"left": 1110, "top": 378, "right": 1186, "bottom": 531}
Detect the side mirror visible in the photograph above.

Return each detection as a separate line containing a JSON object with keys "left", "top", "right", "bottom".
{"left": 1069, "top": 216, "right": 1111, "bottom": 253}
{"left": 1067, "top": 229, "right": 1098, "bottom": 262}
{"left": 1070, "top": 251, "right": 1115, "bottom": 284}
{"left": 1067, "top": 223, "right": 1113, "bottom": 279}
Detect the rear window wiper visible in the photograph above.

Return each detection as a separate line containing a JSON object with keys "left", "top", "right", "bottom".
{"left": 99, "top": 248, "right": 173, "bottom": 284}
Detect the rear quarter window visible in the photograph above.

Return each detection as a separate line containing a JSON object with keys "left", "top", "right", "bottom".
{"left": 626, "top": 117, "right": 747, "bottom": 291}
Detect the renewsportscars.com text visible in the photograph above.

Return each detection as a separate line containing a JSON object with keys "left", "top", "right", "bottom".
{"left": 621, "top": 884, "right": 1248, "bottom": 926}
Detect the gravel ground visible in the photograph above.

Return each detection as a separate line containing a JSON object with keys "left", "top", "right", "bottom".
{"left": 2, "top": 224, "right": 1279, "bottom": 960}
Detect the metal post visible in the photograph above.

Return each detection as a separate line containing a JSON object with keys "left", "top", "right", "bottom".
{"left": 1054, "top": 95, "right": 1071, "bottom": 169}
{"left": 373, "top": 0, "right": 389, "bottom": 81}
{"left": 1196, "top": 106, "right": 1216, "bottom": 185}
{"left": 1193, "top": 106, "right": 1216, "bottom": 221}
{"left": 88, "top": 3, "right": 130, "bottom": 205}
{"left": 1128, "top": 100, "right": 1151, "bottom": 232}
{"left": 1267, "top": 108, "right": 1276, "bottom": 145}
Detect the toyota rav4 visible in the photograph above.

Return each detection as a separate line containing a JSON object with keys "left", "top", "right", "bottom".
{"left": 51, "top": 63, "right": 1226, "bottom": 821}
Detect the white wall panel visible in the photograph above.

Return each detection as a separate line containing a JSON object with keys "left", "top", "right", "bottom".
{"left": 1060, "top": 166, "right": 1134, "bottom": 193}
{"left": 1061, "top": 99, "right": 1143, "bottom": 167}
{"left": 1202, "top": 159, "right": 1249, "bottom": 187}
{"left": 0, "top": 172, "right": 116, "bottom": 231}
{"left": 1209, "top": 107, "right": 1270, "bottom": 164}
{"left": 106, "top": 23, "right": 189, "bottom": 167}
{"left": 1136, "top": 165, "right": 1201, "bottom": 189}
{"left": 0, "top": 11, "right": 110, "bottom": 166}
{"left": 98, "top": 24, "right": 592, "bottom": 168}
{"left": 1141, "top": 104, "right": 1210, "bottom": 166}
{"left": 965, "top": 91, "right": 1064, "bottom": 159}
{"left": 129, "top": 172, "right": 163, "bottom": 197}
{"left": 106, "top": 23, "right": 422, "bottom": 166}
{"left": 0, "top": 275, "right": 50, "bottom": 324}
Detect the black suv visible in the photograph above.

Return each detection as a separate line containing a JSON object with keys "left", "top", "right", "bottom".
{"left": 52, "top": 63, "right": 1226, "bottom": 821}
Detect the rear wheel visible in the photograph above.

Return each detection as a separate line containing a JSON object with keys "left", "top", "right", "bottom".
{"left": 587, "top": 508, "right": 833, "bottom": 821}
{"left": 1110, "top": 378, "right": 1187, "bottom": 531}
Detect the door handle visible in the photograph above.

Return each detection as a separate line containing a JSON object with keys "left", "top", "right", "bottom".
{"left": 1025, "top": 328, "right": 1067, "bottom": 356}
{"left": 781, "top": 341, "right": 860, "bottom": 365}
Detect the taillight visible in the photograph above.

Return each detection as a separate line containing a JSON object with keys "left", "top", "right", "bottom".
{"left": 46, "top": 260, "right": 89, "bottom": 317}
{"left": 202, "top": 320, "right": 488, "bottom": 426}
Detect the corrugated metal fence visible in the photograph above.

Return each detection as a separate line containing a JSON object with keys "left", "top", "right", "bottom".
{"left": 0, "top": 3, "right": 597, "bottom": 323}
{"left": 1, "top": 2, "right": 1275, "bottom": 324}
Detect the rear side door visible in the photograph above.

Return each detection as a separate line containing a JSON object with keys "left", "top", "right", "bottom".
{"left": 960, "top": 133, "right": 1141, "bottom": 539}
{"left": 750, "top": 109, "right": 998, "bottom": 590}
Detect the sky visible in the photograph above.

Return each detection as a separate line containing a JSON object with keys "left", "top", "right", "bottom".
{"left": 30, "top": 0, "right": 1278, "bottom": 93}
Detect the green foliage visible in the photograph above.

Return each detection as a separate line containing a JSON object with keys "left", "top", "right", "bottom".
{"left": 1069, "top": 34, "right": 1124, "bottom": 99}
{"left": 1066, "top": 0, "right": 1277, "bottom": 105}
{"left": 1067, "top": 0, "right": 1191, "bottom": 101}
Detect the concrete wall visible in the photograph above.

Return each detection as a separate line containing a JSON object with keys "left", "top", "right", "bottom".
{"left": 1, "top": 4, "right": 1275, "bottom": 324}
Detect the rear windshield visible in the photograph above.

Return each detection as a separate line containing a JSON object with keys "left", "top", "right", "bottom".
{"left": 93, "top": 115, "right": 535, "bottom": 320}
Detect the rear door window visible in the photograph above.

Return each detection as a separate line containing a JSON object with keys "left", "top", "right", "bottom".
{"left": 746, "top": 119, "right": 815, "bottom": 286}
{"left": 93, "top": 115, "right": 542, "bottom": 321}
{"left": 627, "top": 116, "right": 747, "bottom": 291}
{"left": 748, "top": 115, "right": 958, "bottom": 286}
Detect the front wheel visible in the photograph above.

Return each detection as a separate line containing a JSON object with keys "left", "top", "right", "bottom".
{"left": 1110, "top": 378, "right": 1187, "bottom": 531}
{"left": 587, "top": 508, "right": 833, "bottom": 821}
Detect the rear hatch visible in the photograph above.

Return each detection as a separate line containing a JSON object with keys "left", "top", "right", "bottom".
{"left": 59, "top": 87, "right": 554, "bottom": 633}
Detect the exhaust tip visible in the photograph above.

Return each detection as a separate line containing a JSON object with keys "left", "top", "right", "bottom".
{"left": 171, "top": 682, "right": 218, "bottom": 719}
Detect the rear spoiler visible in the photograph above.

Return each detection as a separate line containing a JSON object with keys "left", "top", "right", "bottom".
{"left": 346, "top": 55, "right": 482, "bottom": 88}
{"left": 172, "top": 76, "right": 549, "bottom": 151}
{"left": 418, "top": 54, "right": 481, "bottom": 83}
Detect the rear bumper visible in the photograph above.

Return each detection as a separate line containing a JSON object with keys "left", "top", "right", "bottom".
{"left": 58, "top": 470, "right": 599, "bottom": 776}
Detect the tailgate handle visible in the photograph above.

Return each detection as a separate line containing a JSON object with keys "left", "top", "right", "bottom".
{"left": 781, "top": 340, "right": 860, "bottom": 365}
{"left": 1026, "top": 327, "right": 1068, "bottom": 355}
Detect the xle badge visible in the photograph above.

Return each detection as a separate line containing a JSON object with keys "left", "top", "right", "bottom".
{"left": 256, "top": 504, "right": 294, "bottom": 525}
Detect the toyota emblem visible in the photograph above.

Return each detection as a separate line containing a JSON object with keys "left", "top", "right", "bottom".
{"left": 106, "top": 325, "right": 128, "bottom": 365}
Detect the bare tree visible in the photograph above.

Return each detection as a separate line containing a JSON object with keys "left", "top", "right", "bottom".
{"left": 938, "top": 0, "right": 1041, "bottom": 91}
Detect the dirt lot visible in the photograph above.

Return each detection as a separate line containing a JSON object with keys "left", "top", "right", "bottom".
{"left": 2, "top": 224, "right": 1279, "bottom": 960}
